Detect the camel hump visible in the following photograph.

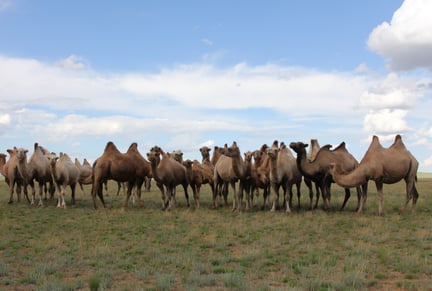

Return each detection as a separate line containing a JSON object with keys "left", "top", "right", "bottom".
{"left": 104, "top": 141, "right": 120, "bottom": 153}
{"left": 321, "top": 144, "right": 332, "bottom": 150}
{"left": 333, "top": 142, "right": 346, "bottom": 151}
{"left": 272, "top": 140, "right": 279, "bottom": 148}
{"left": 391, "top": 134, "right": 406, "bottom": 149}
{"left": 127, "top": 142, "right": 138, "bottom": 152}
{"left": 260, "top": 144, "right": 268, "bottom": 152}
{"left": 34, "top": 142, "right": 39, "bottom": 150}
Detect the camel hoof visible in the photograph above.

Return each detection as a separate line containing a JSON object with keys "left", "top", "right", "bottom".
{"left": 8, "top": 200, "right": 13, "bottom": 204}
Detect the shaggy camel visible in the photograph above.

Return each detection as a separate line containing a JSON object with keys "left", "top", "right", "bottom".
{"left": 126, "top": 142, "right": 152, "bottom": 205}
{"left": 4, "top": 147, "right": 32, "bottom": 204}
{"left": 91, "top": 142, "right": 139, "bottom": 209}
{"left": 146, "top": 148, "right": 190, "bottom": 210}
{"left": 303, "top": 139, "right": 321, "bottom": 209}
{"left": 199, "top": 146, "right": 215, "bottom": 195}
{"left": 48, "top": 152, "right": 80, "bottom": 208}
{"left": 221, "top": 142, "right": 252, "bottom": 211}
{"left": 183, "top": 158, "right": 213, "bottom": 209}
{"left": 28, "top": 143, "right": 54, "bottom": 206}
{"left": 329, "top": 135, "right": 419, "bottom": 215}
{"left": 267, "top": 141, "right": 302, "bottom": 213}
{"left": 289, "top": 141, "right": 361, "bottom": 210}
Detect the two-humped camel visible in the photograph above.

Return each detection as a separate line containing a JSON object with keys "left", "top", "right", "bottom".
{"left": 47, "top": 152, "right": 80, "bottom": 208}
{"left": 220, "top": 142, "right": 255, "bottom": 211}
{"left": 92, "top": 141, "right": 147, "bottom": 209}
{"left": 329, "top": 134, "right": 419, "bottom": 215}
{"left": 211, "top": 145, "right": 230, "bottom": 207}
{"left": 3, "top": 147, "right": 31, "bottom": 203}
{"left": 146, "top": 148, "right": 190, "bottom": 210}
{"left": 267, "top": 141, "right": 302, "bottom": 213}
{"left": 75, "top": 158, "right": 93, "bottom": 194}
{"left": 28, "top": 143, "right": 55, "bottom": 206}
{"left": 303, "top": 139, "right": 321, "bottom": 209}
{"left": 289, "top": 141, "right": 361, "bottom": 211}
{"left": 251, "top": 144, "right": 271, "bottom": 209}
{"left": 181, "top": 146, "right": 215, "bottom": 209}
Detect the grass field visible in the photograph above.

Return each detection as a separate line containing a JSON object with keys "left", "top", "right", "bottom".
{"left": 0, "top": 178, "right": 431, "bottom": 290}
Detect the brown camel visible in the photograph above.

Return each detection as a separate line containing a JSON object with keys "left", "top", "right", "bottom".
{"left": 48, "top": 152, "right": 80, "bottom": 208}
{"left": 199, "top": 146, "right": 215, "bottom": 197}
{"left": 146, "top": 148, "right": 190, "bottom": 210}
{"left": 303, "top": 139, "right": 321, "bottom": 209}
{"left": 91, "top": 141, "right": 138, "bottom": 209}
{"left": 28, "top": 143, "right": 55, "bottom": 206}
{"left": 126, "top": 142, "right": 152, "bottom": 206}
{"left": 289, "top": 141, "right": 361, "bottom": 211}
{"left": 329, "top": 135, "right": 419, "bottom": 215}
{"left": 267, "top": 141, "right": 302, "bottom": 213}
{"left": 183, "top": 158, "right": 213, "bottom": 209}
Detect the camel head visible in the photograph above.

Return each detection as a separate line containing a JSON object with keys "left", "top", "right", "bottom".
{"left": 146, "top": 151, "right": 159, "bottom": 164}
{"left": 47, "top": 152, "right": 59, "bottom": 166}
{"left": 171, "top": 150, "right": 183, "bottom": 163}
{"left": 244, "top": 151, "right": 253, "bottom": 162}
{"left": 199, "top": 146, "right": 211, "bottom": 160}
{"left": 252, "top": 150, "right": 263, "bottom": 163}
{"left": 223, "top": 141, "right": 240, "bottom": 158}
{"left": 182, "top": 159, "right": 193, "bottom": 169}
{"left": 289, "top": 142, "right": 308, "bottom": 155}
{"left": 266, "top": 147, "right": 279, "bottom": 160}
{"left": 15, "top": 148, "right": 28, "bottom": 162}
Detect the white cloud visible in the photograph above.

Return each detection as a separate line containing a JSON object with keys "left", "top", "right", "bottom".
{"left": 368, "top": 0, "right": 432, "bottom": 71}
{"left": 363, "top": 109, "right": 410, "bottom": 135}
{"left": 354, "top": 63, "right": 370, "bottom": 73}
{"left": 423, "top": 156, "right": 432, "bottom": 168}
{"left": 56, "top": 55, "right": 86, "bottom": 70}
{"left": 0, "top": 113, "right": 10, "bottom": 125}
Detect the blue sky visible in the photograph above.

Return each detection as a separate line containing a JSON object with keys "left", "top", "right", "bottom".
{"left": 1, "top": 0, "right": 432, "bottom": 172}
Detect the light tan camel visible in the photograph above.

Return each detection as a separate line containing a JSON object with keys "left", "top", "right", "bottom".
{"left": 28, "top": 143, "right": 54, "bottom": 206}
{"left": 303, "top": 139, "right": 321, "bottom": 209}
{"left": 213, "top": 144, "right": 239, "bottom": 210}
{"left": 329, "top": 135, "right": 419, "bottom": 215}
{"left": 75, "top": 158, "right": 93, "bottom": 194}
{"left": 267, "top": 141, "right": 302, "bottom": 213}
{"left": 211, "top": 145, "right": 229, "bottom": 206}
{"left": 48, "top": 152, "right": 80, "bottom": 208}
{"left": 251, "top": 144, "right": 271, "bottom": 209}
{"left": 146, "top": 148, "right": 190, "bottom": 210}
{"left": 221, "top": 142, "right": 251, "bottom": 211}
{"left": 289, "top": 141, "right": 361, "bottom": 210}
{"left": 199, "top": 146, "right": 215, "bottom": 198}
{"left": 91, "top": 141, "right": 138, "bottom": 209}
{"left": 4, "top": 147, "right": 32, "bottom": 204}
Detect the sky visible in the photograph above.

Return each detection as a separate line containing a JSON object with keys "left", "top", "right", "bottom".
{"left": 1, "top": 0, "right": 432, "bottom": 172}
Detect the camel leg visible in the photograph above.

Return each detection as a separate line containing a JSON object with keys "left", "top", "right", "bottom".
{"left": 296, "top": 183, "right": 301, "bottom": 209}
{"left": 37, "top": 181, "right": 45, "bottom": 207}
{"left": 71, "top": 184, "right": 76, "bottom": 205}
{"left": 313, "top": 183, "right": 320, "bottom": 209}
{"left": 375, "top": 181, "right": 384, "bottom": 216}
{"left": 340, "top": 188, "right": 351, "bottom": 210}
{"left": 270, "top": 184, "right": 279, "bottom": 212}
{"left": 284, "top": 185, "right": 292, "bottom": 214}
{"left": 183, "top": 184, "right": 190, "bottom": 208}
{"left": 96, "top": 183, "right": 107, "bottom": 208}
{"left": 231, "top": 182, "right": 237, "bottom": 211}
{"left": 8, "top": 180, "right": 15, "bottom": 204}
{"left": 194, "top": 184, "right": 201, "bottom": 209}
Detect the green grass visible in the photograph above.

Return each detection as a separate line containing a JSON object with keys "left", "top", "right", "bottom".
{"left": 0, "top": 178, "right": 431, "bottom": 290}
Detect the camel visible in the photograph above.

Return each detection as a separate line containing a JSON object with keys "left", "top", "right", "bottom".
{"left": 75, "top": 158, "right": 93, "bottom": 194}
{"left": 221, "top": 142, "right": 252, "bottom": 211}
{"left": 211, "top": 145, "right": 229, "bottom": 206}
{"left": 251, "top": 144, "right": 271, "bottom": 209}
{"left": 213, "top": 143, "right": 240, "bottom": 210}
{"left": 302, "top": 139, "right": 322, "bottom": 209}
{"left": 48, "top": 152, "right": 80, "bottom": 208}
{"left": 4, "top": 147, "right": 32, "bottom": 204}
{"left": 126, "top": 142, "right": 152, "bottom": 206}
{"left": 267, "top": 141, "right": 302, "bottom": 213}
{"left": 183, "top": 158, "right": 214, "bottom": 209}
{"left": 289, "top": 141, "right": 362, "bottom": 211}
{"left": 199, "top": 146, "right": 215, "bottom": 197}
{"left": 146, "top": 148, "right": 190, "bottom": 210}
{"left": 91, "top": 141, "right": 139, "bottom": 209}
{"left": 28, "top": 143, "right": 55, "bottom": 206}
{"left": 329, "top": 135, "right": 419, "bottom": 216}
